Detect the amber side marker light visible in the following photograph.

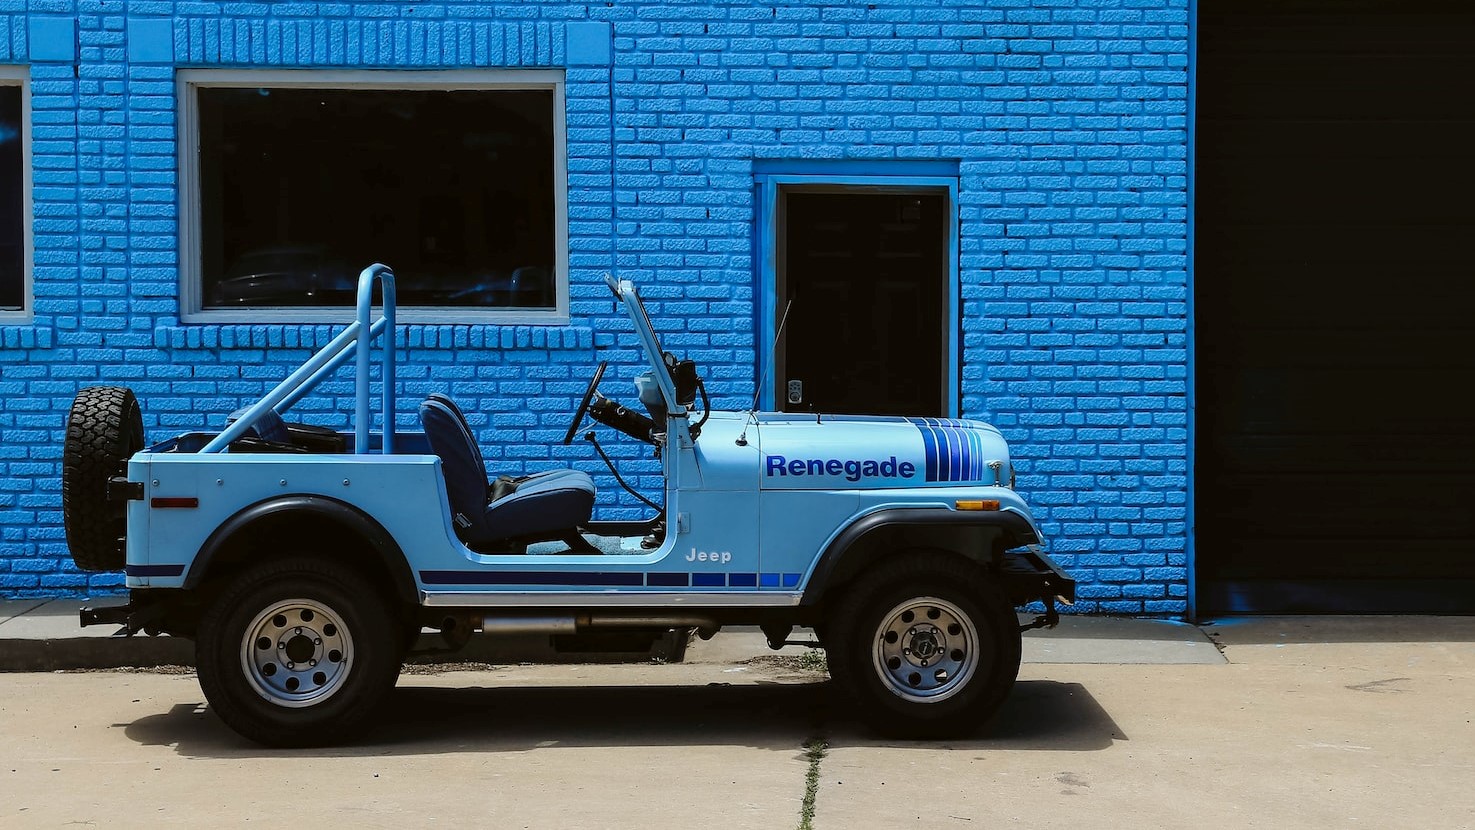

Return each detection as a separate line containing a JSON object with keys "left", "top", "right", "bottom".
{"left": 955, "top": 499, "right": 1000, "bottom": 511}
{"left": 151, "top": 497, "right": 199, "bottom": 509}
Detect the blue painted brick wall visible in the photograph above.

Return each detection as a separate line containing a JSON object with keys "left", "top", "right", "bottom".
{"left": 0, "top": 0, "right": 1190, "bottom": 616}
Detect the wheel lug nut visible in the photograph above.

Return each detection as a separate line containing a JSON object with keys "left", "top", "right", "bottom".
{"left": 287, "top": 662, "right": 295, "bottom": 669}
{"left": 310, "top": 660, "right": 317, "bottom": 667}
{"left": 314, "top": 638, "right": 321, "bottom": 645}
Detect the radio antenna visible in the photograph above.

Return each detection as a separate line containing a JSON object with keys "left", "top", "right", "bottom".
{"left": 737, "top": 297, "right": 793, "bottom": 446}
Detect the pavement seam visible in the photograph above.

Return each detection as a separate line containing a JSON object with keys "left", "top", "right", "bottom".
{"left": 797, "top": 736, "right": 829, "bottom": 830}
{"left": 0, "top": 600, "right": 50, "bottom": 629}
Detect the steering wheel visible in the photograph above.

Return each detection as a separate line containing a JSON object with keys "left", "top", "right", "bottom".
{"left": 563, "top": 361, "right": 609, "bottom": 445}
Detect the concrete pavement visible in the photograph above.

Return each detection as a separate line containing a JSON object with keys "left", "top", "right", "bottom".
{"left": 2, "top": 610, "right": 1473, "bottom": 828}
{"left": 816, "top": 619, "right": 1475, "bottom": 829}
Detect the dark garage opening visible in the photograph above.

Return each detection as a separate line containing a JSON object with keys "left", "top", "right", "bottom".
{"left": 1197, "top": 1, "right": 1475, "bottom": 613}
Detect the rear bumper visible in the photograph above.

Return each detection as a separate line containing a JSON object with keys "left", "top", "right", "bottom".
{"left": 79, "top": 604, "right": 133, "bottom": 629}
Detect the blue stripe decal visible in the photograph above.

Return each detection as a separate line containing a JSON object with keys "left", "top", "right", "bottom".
{"left": 126, "top": 564, "right": 185, "bottom": 578}
{"left": 968, "top": 427, "right": 982, "bottom": 481}
{"left": 946, "top": 424, "right": 962, "bottom": 481}
{"left": 420, "top": 571, "right": 800, "bottom": 590}
{"left": 420, "top": 570, "right": 643, "bottom": 587}
{"left": 909, "top": 417, "right": 941, "bottom": 481}
{"left": 908, "top": 417, "right": 988, "bottom": 483}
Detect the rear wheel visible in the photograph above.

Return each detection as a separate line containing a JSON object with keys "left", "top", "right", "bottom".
{"left": 827, "top": 553, "right": 1021, "bottom": 739}
{"left": 197, "top": 557, "right": 399, "bottom": 747}
{"left": 61, "top": 386, "right": 144, "bottom": 572}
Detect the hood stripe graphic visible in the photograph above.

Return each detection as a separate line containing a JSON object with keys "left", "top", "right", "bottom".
{"left": 908, "top": 417, "right": 988, "bottom": 483}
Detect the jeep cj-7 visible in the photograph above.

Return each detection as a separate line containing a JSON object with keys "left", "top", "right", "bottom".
{"left": 62, "top": 264, "right": 1075, "bottom": 747}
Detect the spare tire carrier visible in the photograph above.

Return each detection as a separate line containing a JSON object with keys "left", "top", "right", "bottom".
{"left": 61, "top": 385, "right": 144, "bottom": 572}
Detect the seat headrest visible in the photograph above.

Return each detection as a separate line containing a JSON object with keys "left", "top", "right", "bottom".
{"left": 426, "top": 392, "right": 472, "bottom": 437}
{"left": 419, "top": 397, "right": 490, "bottom": 537}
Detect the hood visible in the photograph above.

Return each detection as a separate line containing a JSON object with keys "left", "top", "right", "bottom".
{"left": 755, "top": 414, "right": 1013, "bottom": 491}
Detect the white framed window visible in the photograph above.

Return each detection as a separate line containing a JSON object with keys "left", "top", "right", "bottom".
{"left": 178, "top": 69, "right": 568, "bottom": 324}
{"left": 0, "top": 66, "right": 31, "bottom": 322}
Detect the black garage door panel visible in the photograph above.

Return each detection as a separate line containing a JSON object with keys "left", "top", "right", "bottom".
{"left": 1197, "top": 1, "right": 1475, "bottom": 613}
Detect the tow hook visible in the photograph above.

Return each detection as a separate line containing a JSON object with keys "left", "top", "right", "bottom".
{"left": 1018, "top": 594, "right": 1062, "bottom": 632}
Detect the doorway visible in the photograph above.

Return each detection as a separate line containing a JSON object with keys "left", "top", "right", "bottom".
{"left": 770, "top": 186, "right": 953, "bottom": 417}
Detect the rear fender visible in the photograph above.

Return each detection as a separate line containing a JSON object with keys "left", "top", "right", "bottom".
{"left": 184, "top": 495, "right": 417, "bottom": 604}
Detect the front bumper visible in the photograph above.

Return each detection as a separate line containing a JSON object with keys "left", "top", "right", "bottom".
{"left": 999, "top": 546, "right": 1076, "bottom": 630}
{"left": 1000, "top": 546, "right": 1076, "bottom": 603}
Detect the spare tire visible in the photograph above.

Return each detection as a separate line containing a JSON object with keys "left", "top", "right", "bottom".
{"left": 62, "top": 386, "right": 144, "bottom": 572}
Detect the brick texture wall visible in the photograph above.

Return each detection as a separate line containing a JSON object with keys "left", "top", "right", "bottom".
{"left": 0, "top": 0, "right": 1189, "bottom": 615}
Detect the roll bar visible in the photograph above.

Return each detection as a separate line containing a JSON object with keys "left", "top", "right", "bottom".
{"left": 200, "top": 264, "right": 398, "bottom": 454}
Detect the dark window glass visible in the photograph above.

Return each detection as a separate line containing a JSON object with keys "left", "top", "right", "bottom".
{"left": 0, "top": 85, "right": 23, "bottom": 311}
{"left": 198, "top": 87, "right": 556, "bottom": 309}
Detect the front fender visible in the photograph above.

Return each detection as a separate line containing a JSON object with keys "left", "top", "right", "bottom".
{"left": 801, "top": 508, "right": 1042, "bottom": 606}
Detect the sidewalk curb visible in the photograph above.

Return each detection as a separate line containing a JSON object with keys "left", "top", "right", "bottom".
{"left": 0, "top": 636, "right": 195, "bottom": 672}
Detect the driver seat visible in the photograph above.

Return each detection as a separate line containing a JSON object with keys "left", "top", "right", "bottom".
{"left": 418, "top": 396, "right": 595, "bottom": 548}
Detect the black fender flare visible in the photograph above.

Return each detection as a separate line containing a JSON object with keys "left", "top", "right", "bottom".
{"left": 185, "top": 495, "right": 418, "bottom": 605}
{"left": 801, "top": 508, "right": 1041, "bottom": 606}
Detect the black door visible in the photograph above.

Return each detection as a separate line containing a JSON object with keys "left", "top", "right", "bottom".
{"left": 776, "top": 189, "right": 949, "bottom": 416}
{"left": 1197, "top": 1, "right": 1475, "bottom": 613}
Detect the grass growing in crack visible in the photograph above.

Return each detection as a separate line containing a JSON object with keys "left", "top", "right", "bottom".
{"left": 798, "top": 736, "right": 829, "bottom": 830}
{"left": 797, "top": 648, "right": 828, "bottom": 673}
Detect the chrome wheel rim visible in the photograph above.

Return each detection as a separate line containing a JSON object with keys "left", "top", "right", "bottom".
{"left": 872, "top": 596, "right": 979, "bottom": 703}
{"left": 241, "top": 599, "right": 353, "bottom": 708}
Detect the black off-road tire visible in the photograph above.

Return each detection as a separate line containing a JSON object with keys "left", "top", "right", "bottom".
{"left": 826, "top": 553, "right": 1021, "bottom": 739}
{"left": 61, "top": 386, "right": 144, "bottom": 572}
{"left": 197, "top": 557, "right": 400, "bottom": 747}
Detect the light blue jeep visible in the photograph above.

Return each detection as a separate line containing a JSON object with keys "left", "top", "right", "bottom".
{"left": 63, "top": 265, "right": 1074, "bottom": 747}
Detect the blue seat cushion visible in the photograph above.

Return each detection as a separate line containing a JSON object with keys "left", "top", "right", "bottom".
{"left": 484, "top": 470, "right": 595, "bottom": 541}
{"left": 419, "top": 397, "right": 595, "bottom": 544}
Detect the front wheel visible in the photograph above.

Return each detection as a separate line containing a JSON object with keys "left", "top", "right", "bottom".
{"left": 827, "top": 554, "right": 1021, "bottom": 739}
{"left": 197, "top": 557, "right": 400, "bottom": 747}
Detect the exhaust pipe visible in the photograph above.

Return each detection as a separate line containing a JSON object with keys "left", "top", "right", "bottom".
{"left": 479, "top": 616, "right": 578, "bottom": 636}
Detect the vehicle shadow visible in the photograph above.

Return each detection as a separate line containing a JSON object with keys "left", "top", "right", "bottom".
{"left": 123, "top": 678, "right": 1124, "bottom": 759}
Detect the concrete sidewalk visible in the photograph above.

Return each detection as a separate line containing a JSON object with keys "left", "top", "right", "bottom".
{"left": 1, "top": 596, "right": 1228, "bottom": 671}
{"left": 0, "top": 599, "right": 195, "bottom": 670}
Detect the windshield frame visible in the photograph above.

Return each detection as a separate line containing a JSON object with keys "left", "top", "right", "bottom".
{"left": 605, "top": 273, "right": 684, "bottom": 416}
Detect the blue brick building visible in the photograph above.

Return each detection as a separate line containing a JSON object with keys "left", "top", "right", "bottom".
{"left": 2, "top": 1, "right": 1469, "bottom": 617}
